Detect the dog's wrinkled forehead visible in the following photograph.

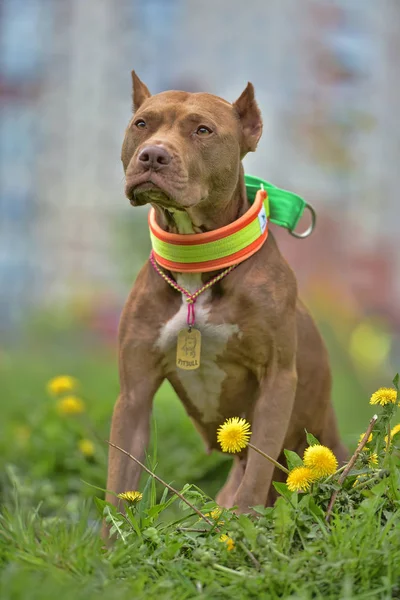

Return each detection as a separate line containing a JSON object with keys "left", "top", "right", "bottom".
{"left": 133, "top": 91, "right": 239, "bottom": 131}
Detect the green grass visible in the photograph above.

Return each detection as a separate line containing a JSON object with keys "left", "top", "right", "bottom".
{"left": 1, "top": 462, "right": 400, "bottom": 599}
{"left": 1, "top": 328, "right": 400, "bottom": 599}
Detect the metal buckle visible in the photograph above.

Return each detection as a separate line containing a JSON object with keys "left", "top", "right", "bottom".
{"left": 289, "top": 203, "right": 316, "bottom": 239}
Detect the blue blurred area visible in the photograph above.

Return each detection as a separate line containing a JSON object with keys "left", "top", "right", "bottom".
{"left": 0, "top": 0, "right": 48, "bottom": 327}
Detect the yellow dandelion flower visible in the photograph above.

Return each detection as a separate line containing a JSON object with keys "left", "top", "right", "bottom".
{"left": 385, "top": 423, "right": 400, "bottom": 445}
{"left": 210, "top": 508, "right": 222, "bottom": 521}
{"left": 391, "top": 423, "right": 400, "bottom": 439}
{"left": 219, "top": 534, "right": 235, "bottom": 551}
{"left": 368, "top": 452, "right": 378, "bottom": 467}
{"left": 56, "top": 395, "right": 85, "bottom": 415}
{"left": 47, "top": 375, "right": 78, "bottom": 396}
{"left": 286, "top": 466, "right": 315, "bottom": 492}
{"left": 78, "top": 439, "right": 95, "bottom": 457}
{"left": 217, "top": 417, "right": 251, "bottom": 453}
{"left": 303, "top": 445, "right": 338, "bottom": 478}
{"left": 205, "top": 508, "right": 224, "bottom": 525}
{"left": 358, "top": 432, "right": 373, "bottom": 445}
{"left": 369, "top": 387, "right": 397, "bottom": 406}
{"left": 117, "top": 491, "right": 143, "bottom": 505}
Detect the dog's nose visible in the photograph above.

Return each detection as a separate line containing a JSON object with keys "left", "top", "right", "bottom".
{"left": 138, "top": 145, "right": 172, "bottom": 170}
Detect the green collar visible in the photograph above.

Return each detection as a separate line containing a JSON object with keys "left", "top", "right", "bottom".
{"left": 244, "top": 174, "right": 315, "bottom": 238}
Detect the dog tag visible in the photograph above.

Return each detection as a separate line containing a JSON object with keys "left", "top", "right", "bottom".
{"left": 176, "top": 328, "right": 201, "bottom": 370}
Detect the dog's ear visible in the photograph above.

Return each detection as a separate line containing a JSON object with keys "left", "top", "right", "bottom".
{"left": 233, "top": 82, "right": 263, "bottom": 154}
{"left": 131, "top": 70, "right": 151, "bottom": 111}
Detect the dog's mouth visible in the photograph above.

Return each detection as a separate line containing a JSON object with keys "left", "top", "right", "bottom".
{"left": 126, "top": 175, "right": 179, "bottom": 209}
{"left": 133, "top": 182, "right": 170, "bottom": 206}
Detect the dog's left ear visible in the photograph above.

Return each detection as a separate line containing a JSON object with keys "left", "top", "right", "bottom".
{"left": 233, "top": 82, "right": 263, "bottom": 154}
{"left": 131, "top": 70, "right": 151, "bottom": 111}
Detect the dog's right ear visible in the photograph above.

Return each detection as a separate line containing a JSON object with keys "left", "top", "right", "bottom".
{"left": 131, "top": 70, "right": 151, "bottom": 111}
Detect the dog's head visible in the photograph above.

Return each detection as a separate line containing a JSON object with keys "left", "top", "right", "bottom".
{"left": 122, "top": 71, "right": 262, "bottom": 211}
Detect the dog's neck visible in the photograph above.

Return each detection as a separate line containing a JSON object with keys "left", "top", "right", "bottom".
{"left": 153, "top": 175, "right": 250, "bottom": 235}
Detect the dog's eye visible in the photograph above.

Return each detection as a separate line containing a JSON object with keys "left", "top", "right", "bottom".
{"left": 135, "top": 120, "right": 146, "bottom": 129}
{"left": 196, "top": 126, "right": 212, "bottom": 136}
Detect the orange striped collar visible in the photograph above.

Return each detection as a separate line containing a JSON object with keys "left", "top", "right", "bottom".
{"left": 148, "top": 189, "right": 269, "bottom": 273}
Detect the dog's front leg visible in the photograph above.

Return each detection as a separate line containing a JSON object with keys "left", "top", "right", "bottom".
{"left": 233, "top": 363, "right": 297, "bottom": 512}
{"left": 105, "top": 380, "right": 161, "bottom": 503}
{"left": 102, "top": 366, "right": 163, "bottom": 541}
{"left": 103, "top": 299, "right": 164, "bottom": 537}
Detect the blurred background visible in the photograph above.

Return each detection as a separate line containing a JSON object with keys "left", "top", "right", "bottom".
{"left": 1, "top": 0, "right": 399, "bottom": 506}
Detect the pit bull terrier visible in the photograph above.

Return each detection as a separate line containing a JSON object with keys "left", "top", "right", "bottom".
{"left": 105, "top": 71, "right": 346, "bottom": 518}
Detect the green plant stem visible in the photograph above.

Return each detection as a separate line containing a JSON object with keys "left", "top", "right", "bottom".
{"left": 238, "top": 541, "right": 261, "bottom": 570}
{"left": 107, "top": 440, "right": 215, "bottom": 528}
{"left": 325, "top": 414, "right": 378, "bottom": 522}
{"left": 334, "top": 464, "right": 347, "bottom": 476}
{"left": 384, "top": 423, "right": 392, "bottom": 469}
{"left": 248, "top": 443, "right": 289, "bottom": 474}
{"left": 270, "top": 547, "right": 290, "bottom": 561}
{"left": 177, "top": 527, "right": 208, "bottom": 533}
{"left": 213, "top": 564, "right": 246, "bottom": 577}
{"left": 352, "top": 472, "right": 383, "bottom": 491}
{"left": 323, "top": 465, "right": 347, "bottom": 485}
{"left": 386, "top": 423, "right": 391, "bottom": 452}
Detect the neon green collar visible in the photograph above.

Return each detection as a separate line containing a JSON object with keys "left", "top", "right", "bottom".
{"left": 245, "top": 174, "right": 315, "bottom": 236}
{"left": 149, "top": 174, "right": 315, "bottom": 273}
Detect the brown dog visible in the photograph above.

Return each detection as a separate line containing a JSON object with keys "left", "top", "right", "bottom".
{"left": 105, "top": 71, "right": 346, "bottom": 517}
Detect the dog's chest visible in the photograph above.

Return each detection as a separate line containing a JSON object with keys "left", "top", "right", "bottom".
{"left": 156, "top": 274, "right": 240, "bottom": 423}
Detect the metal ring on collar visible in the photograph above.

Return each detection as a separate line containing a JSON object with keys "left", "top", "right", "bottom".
{"left": 289, "top": 203, "right": 316, "bottom": 239}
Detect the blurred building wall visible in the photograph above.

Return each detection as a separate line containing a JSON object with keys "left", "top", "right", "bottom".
{"left": 0, "top": 0, "right": 399, "bottom": 333}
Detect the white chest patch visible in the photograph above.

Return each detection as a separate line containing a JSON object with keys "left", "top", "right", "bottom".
{"left": 156, "top": 273, "right": 240, "bottom": 423}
